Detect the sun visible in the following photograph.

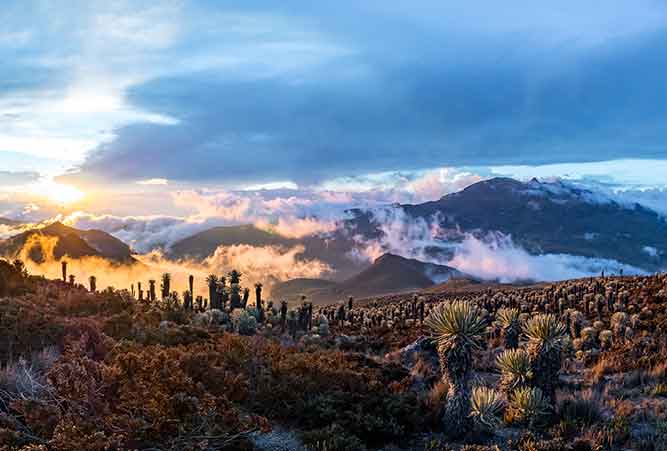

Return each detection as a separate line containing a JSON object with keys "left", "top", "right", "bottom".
{"left": 41, "top": 181, "right": 85, "bottom": 205}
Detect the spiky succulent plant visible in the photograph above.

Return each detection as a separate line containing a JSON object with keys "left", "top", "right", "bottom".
{"left": 496, "top": 348, "right": 532, "bottom": 394}
{"left": 611, "top": 312, "right": 628, "bottom": 337}
{"left": 524, "top": 314, "right": 567, "bottom": 352}
{"left": 470, "top": 386, "right": 505, "bottom": 432}
{"left": 508, "top": 386, "right": 551, "bottom": 429}
{"left": 496, "top": 307, "right": 522, "bottom": 349}
{"left": 426, "top": 301, "right": 488, "bottom": 348}
{"left": 599, "top": 330, "right": 613, "bottom": 350}
{"left": 523, "top": 314, "right": 567, "bottom": 402}
{"left": 426, "top": 300, "right": 487, "bottom": 438}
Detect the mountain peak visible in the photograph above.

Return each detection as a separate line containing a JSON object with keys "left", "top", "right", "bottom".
{"left": 41, "top": 221, "right": 74, "bottom": 235}
{"left": 373, "top": 252, "right": 403, "bottom": 265}
{"left": 0, "top": 221, "right": 136, "bottom": 264}
{"left": 397, "top": 176, "right": 667, "bottom": 271}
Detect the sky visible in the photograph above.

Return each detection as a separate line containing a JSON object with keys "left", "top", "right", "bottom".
{"left": 2, "top": 0, "right": 667, "bottom": 232}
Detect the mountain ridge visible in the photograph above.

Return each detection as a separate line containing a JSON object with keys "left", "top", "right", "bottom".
{"left": 358, "top": 177, "right": 667, "bottom": 271}
{"left": 0, "top": 221, "right": 137, "bottom": 264}
{"left": 271, "top": 252, "right": 467, "bottom": 304}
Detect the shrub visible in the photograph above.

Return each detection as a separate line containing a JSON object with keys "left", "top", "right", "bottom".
{"left": 496, "top": 348, "right": 532, "bottom": 393}
{"left": 238, "top": 310, "right": 258, "bottom": 336}
{"left": 318, "top": 319, "right": 330, "bottom": 337}
{"left": 470, "top": 386, "right": 504, "bottom": 433}
{"left": 230, "top": 309, "right": 256, "bottom": 335}
{"left": 558, "top": 397, "right": 602, "bottom": 427}
{"left": 0, "top": 358, "right": 46, "bottom": 399}
{"left": 425, "top": 300, "right": 487, "bottom": 438}
{"left": 524, "top": 314, "right": 567, "bottom": 401}
{"left": 508, "top": 387, "right": 551, "bottom": 429}
{"left": 651, "top": 383, "right": 667, "bottom": 398}
{"left": 302, "top": 424, "right": 367, "bottom": 451}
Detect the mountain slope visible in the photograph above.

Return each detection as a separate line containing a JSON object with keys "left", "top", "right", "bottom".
{"left": 336, "top": 253, "right": 465, "bottom": 298}
{"left": 0, "top": 222, "right": 136, "bottom": 264}
{"left": 272, "top": 253, "right": 465, "bottom": 304}
{"left": 270, "top": 278, "right": 338, "bottom": 302}
{"left": 169, "top": 224, "right": 294, "bottom": 260}
{"left": 354, "top": 177, "right": 667, "bottom": 271}
{"left": 0, "top": 217, "right": 21, "bottom": 227}
{"left": 168, "top": 224, "right": 366, "bottom": 280}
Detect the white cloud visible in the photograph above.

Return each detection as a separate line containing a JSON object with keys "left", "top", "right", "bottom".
{"left": 137, "top": 178, "right": 169, "bottom": 186}
{"left": 349, "top": 207, "right": 648, "bottom": 282}
{"left": 490, "top": 159, "right": 667, "bottom": 190}
{"left": 448, "top": 233, "right": 645, "bottom": 282}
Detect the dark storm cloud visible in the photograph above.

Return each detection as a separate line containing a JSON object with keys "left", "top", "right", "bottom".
{"left": 61, "top": 1, "right": 667, "bottom": 186}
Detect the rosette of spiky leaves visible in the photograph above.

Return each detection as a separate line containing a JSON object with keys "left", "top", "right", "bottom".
{"left": 470, "top": 386, "right": 505, "bottom": 433}
{"left": 496, "top": 348, "right": 532, "bottom": 394}
{"left": 425, "top": 301, "right": 488, "bottom": 438}
{"left": 426, "top": 301, "right": 488, "bottom": 385}
{"left": 508, "top": 386, "right": 551, "bottom": 429}
{"left": 523, "top": 314, "right": 567, "bottom": 402}
{"left": 524, "top": 314, "right": 567, "bottom": 352}
{"left": 426, "top": 301, "right": 488, "bottom": 353}
{"left": 496, "top": 307, "right": 522, "bottom": 349}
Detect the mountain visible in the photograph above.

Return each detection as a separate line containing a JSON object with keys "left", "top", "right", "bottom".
{"left": 271, "top": 253, "right": 465, "bottom": 304}
{"left": 168, "top": 177, "right": 667, "bottom": 284}
{"left": 0, "top": 217, "right": 21, "bottom": 227}
{"left": 0, "top": 221, "right": 136, "bottom": 264}
{"left": 168, "top": 224, "right": 366, "bottom": 280}
{"left": 353, "top": 177, "right": 667, "bottom": 271}
{"left": 336, "top": 253, "right": 465, "bottom": 297}
{"left": 169, "top": 224, "right": 294, "bottom": 260}
{"left": 270, "top": 278, "right": 338, "bottom": 302}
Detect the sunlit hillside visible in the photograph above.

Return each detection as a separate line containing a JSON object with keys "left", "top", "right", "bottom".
{"left": 0, "top": 254, "right": 666, "bottom": 450}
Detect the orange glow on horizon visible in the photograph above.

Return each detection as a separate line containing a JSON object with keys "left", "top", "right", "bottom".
{"left": 35, "top": 181, "right": 86, "bottom": 205}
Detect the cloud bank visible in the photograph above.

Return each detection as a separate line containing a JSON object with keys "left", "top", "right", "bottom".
{"left": 351, "top": 207, "right": 648, "bottom": 282}
{"left": 17, "top": 234, "right": 332, "bottom": 299}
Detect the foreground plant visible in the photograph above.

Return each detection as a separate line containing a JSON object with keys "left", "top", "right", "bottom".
{"left": 470, "top": 386, "right": 505, "bottom": 433}
{"left": 426, "top": 300, "right": 487, "bottom": 438}
{"left": 496, "top": 308, "right": 522, "bottom": 349}
{"left": 523, "top": 314, "right": 567, "bottom": 402}
{"left": 508, "top": 386, "right": 551, "bottom": 430}
{"left": 496, "top": 348, "right": 532, "bottom": 394}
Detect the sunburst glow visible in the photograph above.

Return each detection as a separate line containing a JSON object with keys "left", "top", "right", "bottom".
{"left": 37, "top": 181, "right": 85, "bottom": 205}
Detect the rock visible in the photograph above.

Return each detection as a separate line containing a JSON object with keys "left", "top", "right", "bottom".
{"left": 209, "top": 308, "right": 227, "bottom": 324}
{"left": 334, "top": 334, "right": 364, "bottom": 351}
{"left": 335, "top": 334, "right": 354, "bottom": 349}
{"left": 250, "top": 426, "right": 306, "bottom": 451}
{"left": 300, "top": 334, "right": 322, "bottom": 346}
{"left": 384, "top": 336, "right": 440, "bottom": 391}
{"left": 159, "top": 320, "right": 175, "bottom": 330}
{"left": 192, "top": 312, "right": 210, "bottom": 327}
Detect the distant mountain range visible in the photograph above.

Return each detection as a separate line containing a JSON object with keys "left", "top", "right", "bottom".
{"left": 350, "top": 177, "right": 667, "bottom": 271}
{"left": 271, "top": 253, "right": 466, "bottom": 304}
{"left": 160, "top": 177, "right": 667, "bottom": 289}
{"left": 0, "top": 221, "right": 136, "bottom": 264}
{"left": 1, "top": 177, "right": 665, "bottom": 296}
